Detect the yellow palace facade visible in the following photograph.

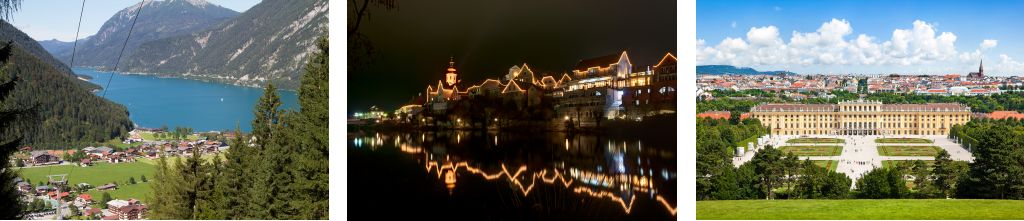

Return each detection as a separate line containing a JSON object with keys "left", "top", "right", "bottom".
{"left": 750, "top": 99, "right": 971, "bottom": 136}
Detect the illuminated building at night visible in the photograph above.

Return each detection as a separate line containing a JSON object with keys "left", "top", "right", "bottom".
{"left": 408, "top": 51, "right": 676, "bottom": 127}
{"left": 621, "top": 52, "right": 677, "bottom": 119}
{"left": 750, "top": 99, "right": 971, "bottom": 136}
{"left": 422, "top": 57, "right": 564, "bottom": 113}
{"left": 555, "top": 51, "right": 678, "bottom": 126}
{"left": 425, "top": 57, "right": 466, "bottom": 112}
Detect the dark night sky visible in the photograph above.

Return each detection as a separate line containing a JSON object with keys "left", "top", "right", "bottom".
{"left": 348, "top": 0, "right": 676, "bottom": 114}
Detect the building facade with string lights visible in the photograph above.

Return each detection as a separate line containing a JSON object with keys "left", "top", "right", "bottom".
{"left": 554, "top": 51, "right": 677, "bottom": 126}
{"left": 402, "top": 51, "right": 676, "bottom": 128}
{"left": 750, "top": 99, "right": 971, "bottom": 136}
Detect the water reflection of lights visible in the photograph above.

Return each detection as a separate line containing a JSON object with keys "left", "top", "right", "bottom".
{"left": 419, "top": 157, "right": 674, "bottom": 215}
{"left": 352, "top": 135, "right": 677, "bottom": 216}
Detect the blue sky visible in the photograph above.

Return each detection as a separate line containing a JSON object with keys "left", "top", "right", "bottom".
{"left": 697, "top": 0, "right": 1024, "bottom": 75}
{"left": 8, "top": 0, "right": 259, "bottom": 42}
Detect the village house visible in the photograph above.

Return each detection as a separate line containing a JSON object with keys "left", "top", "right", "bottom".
{"left": 30, "top": 150, "right": 60, "bottom": 165}
{"left": 84, "top": 207, "right": 103, "bottom": 218}
{"left": 201, "top": 140, "right": 223, "bottom": 153}
{"left": 75, "top": 194, "right": 94, "bottom": 209}
{"left": 124, "top": 132, "right": 144, "bottom": 144}
{"left": 97, "top": 183, "right": 117, "bottom": 191}
{"left": 77, "top": 183, "right": 93, "bottom": 191}
{"left": 35, "top": 185, "right": 54, "bottom": 195}
{"left": 86, "top": 146, "right": 115, "bottom": 160}
{"left": 47, "top": 191, "right": 70, "bottom": 200}
{"left": 108, "top": 152, "right": 135, "bottom": 163}
{"left": 106, "top": 199, "right": 147, "bottom": 220}
{"left": 16, "top": 181, "right": 32, "bottom": 194}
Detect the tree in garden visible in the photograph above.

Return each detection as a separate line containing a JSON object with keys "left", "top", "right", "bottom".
{"left": 856, "top": 168, "right": 908, "bottom": 199}
{"left": 752, "top": 146, "right": 786, "bottom": 199}
{"left": 957, "top": 124, "right": 1024, "bottom": 199}
{"left": 100, "top": 192, "right": 112, "bottom": 209}
{"left": 909, "top": 160, "right": 934, "bottom": 197}
{"left": 933, "top": 150, "right": 965, "bottom": 198}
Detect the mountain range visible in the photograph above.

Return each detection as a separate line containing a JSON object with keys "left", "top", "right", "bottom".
{"left": 697, "top": 65, "right": 796, "bottom": 75}
{"left": 121, "top": 0, "right": 328, "bottom": 89}
{"left": 39, "top": 0, "right": 328, "bottom": 90}
{"left": 47, "top": 0, "right": 238, "bottom": 69}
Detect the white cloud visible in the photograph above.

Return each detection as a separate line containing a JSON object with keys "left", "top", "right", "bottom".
{"left": 696, "top": 19, "right": 1024, "bottom": 75}
{"left": 747, "top": 26, "right": 781, "bottom": 46}
{"left": 731, "top": 21, "right": 737, "bottom": 28}
{"left": 980, "top": 39, "right": 998, "bottom": 50}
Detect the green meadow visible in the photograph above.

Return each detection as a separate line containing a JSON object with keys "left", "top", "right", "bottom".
{"left": 697, "top": 199, "right": 1024, "bottom": 219}
{"left": 15, "top": 161, "right": 156, "bottom": 202}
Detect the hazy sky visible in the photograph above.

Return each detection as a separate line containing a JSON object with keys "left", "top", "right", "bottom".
{"left": 348, "top": 0, "right": 677, "bottom": 113}
{"left": 8, "top": 0, "right": 260, "bottom": 42}
{"left": 698, "top": 0, "right": 1024, "bottom": 75}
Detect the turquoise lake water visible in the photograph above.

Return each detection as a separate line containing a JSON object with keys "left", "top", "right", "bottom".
{"left": 74, "top": 68, "right": 298, "bottom": 132}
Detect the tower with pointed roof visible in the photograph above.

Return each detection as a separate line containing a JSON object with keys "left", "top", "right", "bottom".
{"left": 969, "top": 59, "right": 985, "bottom": 78}
{"left": 979, "top": 59, "right": 984, "bottom": 75}
{"left": 445, "top": 56, "right": 459, "bottom": 86}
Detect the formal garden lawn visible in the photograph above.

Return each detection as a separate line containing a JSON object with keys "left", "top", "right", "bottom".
{"left": 697, "top": 199, "right": 1024, "bottom": 219}
{"left": 786, "top": 138, "right": 845, "bottom": 144}
{"left": 877, "top": 146, "right": 942, "bottom": 156}
{"left": 812, "top": 160, "right": 838, "bottom": 171}
{"left": 779, "top": 146, "right": 842, "bottom": 156}
{"left": 875, "top": 138, "right": 933, "bottom": 144}
{"left": 881, "top": 160, "right": 935, "bottom": 170}
{"left": 15, "top": 161, "right": 156, "bottom": 202}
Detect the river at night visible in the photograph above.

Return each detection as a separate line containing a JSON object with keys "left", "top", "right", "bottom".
{"left": 348, "top": 130, "right": 676, "bottom": 220}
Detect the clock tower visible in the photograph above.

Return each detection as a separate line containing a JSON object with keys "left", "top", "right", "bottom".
{"left": 445, "top": 57, "right": 458, "bottom": 86}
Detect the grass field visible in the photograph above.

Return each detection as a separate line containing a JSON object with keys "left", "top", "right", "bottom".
{"left": 14, "top": 161, "right": 156, "bottom": 202}
{"left": 137, "top": 153, "right": 224, "bottom": 167}
{"left": 779, "top": 146, "right": 842, "bottom": 156}
{"left": 697, "top": 199, "right": 1024, "bottom": 219}
{"left": 875, "top": 138, "right": 933, "bottom": 144}
{"left": 786, "top": 138, "right": 845, "bottom": 144}
{"left": 881, "top": 160, "right": 936, "bottom": 170}
{"left": 138, "top": 132, "right": 202, "bottom": 142}
{"left": 877, "top": 146, "right": 942, "bottom": 156}
{"left": 812, "top": 160, "right": 838, "bottom": 171}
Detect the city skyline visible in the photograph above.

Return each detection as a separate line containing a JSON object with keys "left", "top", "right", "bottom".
{"left": 697, "top": 0, "right": 1024, "bottom": 75}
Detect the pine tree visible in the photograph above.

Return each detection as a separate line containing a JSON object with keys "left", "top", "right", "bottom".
{"left": 291, "top": 34, "right": 329, "bottom": 219}
{"left": 247, "top": 83, "right": 282, "bottom": 219}
{"left": 214, "top": 126, "right": 247, "bottom": 219}
{"left": 0, "top": 41, "right": 32, "bottom": 219}
{"left": 177, "top": 146, "right": 213, "bottom": 219}
{"left": 194, "top": 154, "right": 223, "bottom": 219}
{"left": 148, "top": 156, "right": 184, "bottom": 219}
